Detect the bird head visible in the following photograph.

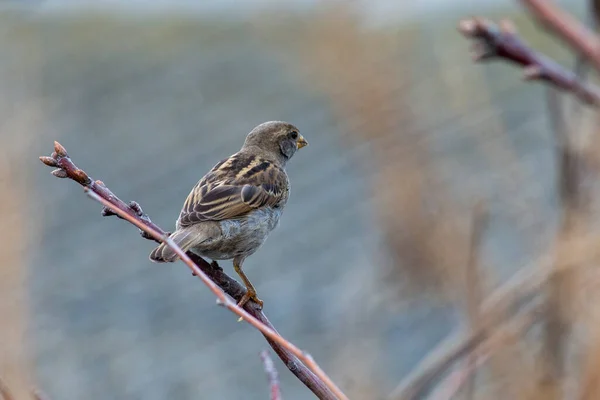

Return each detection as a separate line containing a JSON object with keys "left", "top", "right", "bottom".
{"left": 242, "top": 121, "right": 308, "bottom": 164}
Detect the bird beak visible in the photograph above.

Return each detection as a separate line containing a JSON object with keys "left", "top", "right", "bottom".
{"left": 296, "top": 135, "right": 308, "bottom": 149}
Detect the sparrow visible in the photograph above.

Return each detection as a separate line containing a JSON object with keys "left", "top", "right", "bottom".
{"left": 149, "top": 121, "right": 308, "bottom": 308}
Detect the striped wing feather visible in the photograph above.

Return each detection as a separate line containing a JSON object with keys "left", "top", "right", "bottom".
{"left": 177, "top": 154, "right": 288, "bottom": 228}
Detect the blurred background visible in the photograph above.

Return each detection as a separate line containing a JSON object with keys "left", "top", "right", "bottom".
{"left": 0, "top": 0, "right": 595, "bottom": 399}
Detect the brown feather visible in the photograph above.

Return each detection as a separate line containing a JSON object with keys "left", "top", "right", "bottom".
{"left": 177, "top": 152, "right": 289, "bottom": 228}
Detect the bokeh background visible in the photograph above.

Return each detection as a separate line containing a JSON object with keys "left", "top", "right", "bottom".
{"left": 0, "top": 0, "right": 595, "bottom": 399}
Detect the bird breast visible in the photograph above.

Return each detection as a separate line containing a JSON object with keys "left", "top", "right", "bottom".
{"left": 197, "top": 207, "right": 283, "bottom": 260}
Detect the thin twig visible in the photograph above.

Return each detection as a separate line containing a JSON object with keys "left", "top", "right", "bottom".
{"left": 260, "top": 350, "right": 283, "bottom": 400}
{"left": 0, "top": 378, "right": 13, "bottom": 400}
{"left": 463, "top": 202, "right": 488, "bottom": 400}
{"left": 32, "top": 389, "right": 51, "bottom": 400}
{"left": 389, "top": 250, "right": 558, "bottom": 400}
{"left": 458, "top": 18, "right": 600, "bottom": 107}
{"left": 520, "top": 0, "right": 600, "bottom": 72}
{"left": 435, "top": 349, "right": 492, "bottom": 400}
{"left": 40, "top": 142, "right": 344, "bottom": 400}
{"left": 87, "top": 188, "right": 314, "bottom": 369}
{"left": 390, "top": 225, "right": 600, "bottom": 400}
{"left": 538, "top": 25, "right": 583, "bottom": 394}
{"left": 435, "top": 302, "right": 542, "bottom": 400}
{"left": 568, "top": 6, "right": 594, "bottom": 127}
{"left": 388, "top": 326, "right": 487, "bottom": 400}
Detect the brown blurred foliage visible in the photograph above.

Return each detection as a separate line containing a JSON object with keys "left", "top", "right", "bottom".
{"left": 7, "top": 1, "right": 600, "bottom": 398}
{"left": 261, "top": 4, "right": 472, "bottom": 303}
{"left": 260, "top": 2, "right": 600, "bottom": 398}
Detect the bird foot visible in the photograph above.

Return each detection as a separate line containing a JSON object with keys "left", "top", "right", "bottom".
{"left": 210, "top": 260, "right": 222, "bottom": 271}
{"left": 237, "top": 290, "right": 264, "bottom": 310}
{"left": 236, "top": 292, "right": 263, "bottom": 322}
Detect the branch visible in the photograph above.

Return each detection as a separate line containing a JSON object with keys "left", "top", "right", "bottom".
{"left": 0, "top": 378, "right": 13, "bottom": 400}
{"left": 520, "top": 0, "right": 600, "bottom": 72}
{"left": 389, "top": 250, "right": 559, "bottom": 400}
{"left": 435, "top": 302, "right": 542, "bottom": 400}
{"left": 391, "top": 223, "right": 600, "bottom": 400}
{"left": 40, "top": 142, "right": 345, "bottom": 400}
{"left": 32, "top": 389, "right": 51, "bottom": 400}
{"left": 260, "top": 350, "right": 282, "bottom": 400}
{"left": 458, "top": 18, "right": 600, "bottom": 107}
{"left": 463, "top": 202, "right": 488, "bottom": 400}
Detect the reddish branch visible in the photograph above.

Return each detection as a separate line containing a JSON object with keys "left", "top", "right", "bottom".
{"left": 458, "top": 18, "right": 600, "bottom": 107}
{"left": 398, "top": 2, "right": 600, "bottom": 398}
{"left": 389, "top": 252, "right": 557, "bottom": 399}
{"left": 463, "top": 203, "right": 487, "bottom": 400}
{"left": 32, "top": 389, "right": 51, "bottom": 400}
{"left": 0, "top": 378, "right": 13, "bottom": 400}
{"left": 260, "top": 350, "right": 282, "bottom": 400}
{"left": 40, "top": 142, "right": 344, "bottom": 400}
{"left": 435, "top": 302, "right": 542, "bottom": 400}
{"left": 520, "top": 0, "right": 600, "bottom": 72}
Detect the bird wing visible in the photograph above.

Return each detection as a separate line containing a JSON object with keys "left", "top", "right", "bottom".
{"left": 177, "top": 153, "right": 288, "bottom": 228}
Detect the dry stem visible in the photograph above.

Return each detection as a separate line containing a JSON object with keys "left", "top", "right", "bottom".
{"left": 388, "top": 246, "right": 562, "bottom": 399}
{"left": 436, "top": 302, "right": 541, "bottom": 400}
{"left": 463, "top": 203, "right": 488, "bottom": 400}
{"left": 40, "top": 142, "right": 344, "bottom": 400}
{"left": 458, "top": 18, "right": 600, "bottom": 106}
{"left": 520, "top": 0, "right": 600, "bottom": 72}
{"left": 31, "top": 389, "right": 51, "bottom": 400}
{"left": 0, "top": 378, "right": 13, "bottom": 400}
{"left": 260, "top": 350, "right": 282, "bottom": 400}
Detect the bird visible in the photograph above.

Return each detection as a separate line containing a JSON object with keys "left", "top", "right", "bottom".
{"left": 149, "top": 121, "right": 308, "bottom": 309}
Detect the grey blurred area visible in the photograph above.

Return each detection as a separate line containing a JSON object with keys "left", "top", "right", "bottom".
{"left": 0, "top": 0, "right": 589, "bottom": 399}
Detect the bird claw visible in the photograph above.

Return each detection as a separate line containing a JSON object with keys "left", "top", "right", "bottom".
{"left": 236, "top": 293, "right": 264, "bottom": 322}
{"left": 237, "top": 291, "right": 264, "bottom": 310}
{"left": 210, "top": 260, "right": 223, "bottom": 271}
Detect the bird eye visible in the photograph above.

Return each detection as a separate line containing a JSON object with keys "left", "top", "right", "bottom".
{"left": 290, "top": 131, "right": 298, "bottom": 139}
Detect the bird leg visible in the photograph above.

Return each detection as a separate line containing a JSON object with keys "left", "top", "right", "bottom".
{"left": 233, "top": 261, "right": 263, "bottom": 309}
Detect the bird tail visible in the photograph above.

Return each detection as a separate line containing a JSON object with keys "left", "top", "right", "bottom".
{"left": 149, "top": 228, "right": 197, "bottom": 263}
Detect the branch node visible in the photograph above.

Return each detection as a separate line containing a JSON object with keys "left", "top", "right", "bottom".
{"left": 287, "top": 360, "right": 299, "bottom": 372}
{"left": 101, "top": 207, "right": 116, "bottom": 217}
{"left": 523, "top": 64, "right": 543, "bottom": 80}
{"left": 51, "top": 169, "right": 68, "bottom": 178}
{"left": 458, "top": 18, "right": 478, "bottom": 35}
{"left": 499, "top": 18, "right": 517, "bottom": 34}
{"left": 459, "top": 17, "right": 600, "bottom": 106}
{"left": 53, "top": 141, "right": 68, "bottom": 157}
{"left": 128, "top": 201, "right": 144, "bottom": 216}
{"left": 39, "top": 156, "right": 57, "bottom": 167}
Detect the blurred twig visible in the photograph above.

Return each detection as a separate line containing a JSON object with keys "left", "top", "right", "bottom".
{"left": 0, "top": 378, "right": 13, "bottom": 400}
{"left": 389, "top": 246, "right": 562, "bottom": 400}
{"left": 260, "top": 350, "right": 282, "bottom": 400}
{"left": 568, "top": 3, "right": 595, "bottom": 127}
{"left": 39, "top": 142, "right": 344, "bottom": 400}
{"left": 390, "top": 228, "right": 600, "bottom": 399}
{"left": 388, "top": 326, "right": 486, "bottom": 400}
{"left": 520, "top": 0, "right": 600, "bottom": 72}
{"left": 537, "top": 0, "right": 597, "bottom": 386}
{"left": 32, "top": 389, "right": 51, "bottom": 400}
{"left": 463, "top": 203, "right": 488, "bottom": 400}
{"left": 0, "top": 378, "right": 50, "bottom": 400}
{"left": 435, "top": 302, "right": 541, "bottom": 400}
{"left": 538, "top": 34, "right": 586, "bottom": 400}
{"left": 458, "top": 18, "right": 600, "bottom": 106}
{"left": 456, "top": 2, "right": 600, "bottom": 398}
